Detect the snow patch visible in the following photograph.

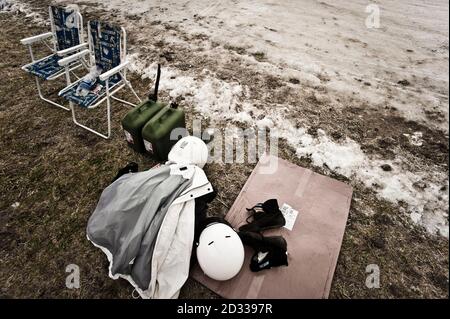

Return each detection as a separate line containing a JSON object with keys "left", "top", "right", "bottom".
{"left": 403, "top": 132, "right": 424, "bottom": 147}
{"left": 360, "top": 162, "right": 449, "bottom": 237}
{"left": 233, "top": 112, "right": 253, "bottom": 124}
{"left": 129, "top": 58, "right": 244, "bottom": 121}
{"left": 256, "top": 118, "right": 275, "bottom": 129}
{"left": 410, "top": 212, "right": 422, "bottom": 224}
{"left": 0, "top": 0, "right": 45, "bottom": 24}
{"left": 130, "top": 55, "right": 449, "bottom": 237}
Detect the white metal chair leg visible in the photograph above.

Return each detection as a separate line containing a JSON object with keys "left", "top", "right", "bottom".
{"left": 35, "top": 77, "right": 70, "bottom": 111}
{"left": 70, "top": 81, "right": 112, "bottom": 139}
{"left": 110, "top": 95, "right": 137, "bottom": 108}
{"left": 70, "top": 101, "right": 111, "bottom": 139}
{"left": 109, "top": 78, "right": 141, "bottom": 108}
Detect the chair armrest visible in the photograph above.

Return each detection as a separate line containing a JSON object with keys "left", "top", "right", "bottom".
{"left": 58, "top": 49, "right": 90, "bottom": 66}
{"left": 20, "top": 32, "right": 53, "bottom": 45}
{"left": 56, "top": 43, "right": 88, "bottom": 56}
{"left": 99, "top": 61, "right": 130, "bottom": 81}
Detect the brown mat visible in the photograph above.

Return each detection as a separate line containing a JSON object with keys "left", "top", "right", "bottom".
{"left": 191, "top": 155, "right": 353, "bottom": 299}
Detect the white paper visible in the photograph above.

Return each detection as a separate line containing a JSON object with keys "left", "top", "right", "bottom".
{"left": 280, "top": 203, "right": 299, "bottom": 231}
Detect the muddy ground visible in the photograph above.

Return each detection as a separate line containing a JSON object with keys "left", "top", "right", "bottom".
{"left": 0, "top": 1, "right": 448, "bottom": 298}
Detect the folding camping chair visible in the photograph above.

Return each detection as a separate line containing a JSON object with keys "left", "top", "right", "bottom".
{"left": 58, "top": 21, "right": 141, "bottom": 139}
{"left": 21, "top": 5, "right": 87, "bottom": 111}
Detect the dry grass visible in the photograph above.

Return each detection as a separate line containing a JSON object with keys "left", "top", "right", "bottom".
{"left": 0, "top": 3, "right": 448, "bottom": 299}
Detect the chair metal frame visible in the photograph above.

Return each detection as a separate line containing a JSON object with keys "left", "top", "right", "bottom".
{"left": 58, "top": 23, "right": 141, "bottom": 139}
{"left": 20, "top": 6, "right": 88, "bottom": 111}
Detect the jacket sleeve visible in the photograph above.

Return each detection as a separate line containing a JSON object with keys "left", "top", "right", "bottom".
{"left": 152, "top": 200, "right": 196, "bottom": 299}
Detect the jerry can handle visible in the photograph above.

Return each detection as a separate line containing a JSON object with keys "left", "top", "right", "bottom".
{"left": 138, "top": 101, "right": 149, "bottom": 112}
{"left": 149, "top": 64, "right": 161, "bottom": 102}
{"left": 158, "top": 108, "right": 173, "bottom": 122}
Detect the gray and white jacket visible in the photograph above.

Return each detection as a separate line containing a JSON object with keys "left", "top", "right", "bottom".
{"left": 87, "top": 163, "right": 212, "bottom": 299}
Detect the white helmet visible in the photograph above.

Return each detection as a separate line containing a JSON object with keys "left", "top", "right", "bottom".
{"left": 168, "top": 136, "right": 208, "bottom": 168}
{"left": 196, "top": 222, "right": 244, "bottom": 281}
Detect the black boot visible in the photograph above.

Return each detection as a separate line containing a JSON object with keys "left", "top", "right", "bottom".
{"left": 239, "top": 231, "right": 288, "bottom": 272}
{"left": 112, "top": 162, "right": 139, "bottom": 182}
{"left": 239, "top": 199, "right": 285, "bottom": 232}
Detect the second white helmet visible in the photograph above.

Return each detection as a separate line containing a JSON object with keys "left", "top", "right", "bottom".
{"left": 196, "top": 222, "right": 245, "bottom": 281}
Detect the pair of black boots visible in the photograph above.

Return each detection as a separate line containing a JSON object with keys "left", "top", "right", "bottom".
{"left": 238, "top": 199, "right": 288, "bottom": 272}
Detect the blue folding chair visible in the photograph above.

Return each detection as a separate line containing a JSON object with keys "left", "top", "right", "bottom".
{"left": 21, "top": 5, "right": 87, "bottom": 111}
{"left": 58, "top": 21, "right": 141, "bottom": 139}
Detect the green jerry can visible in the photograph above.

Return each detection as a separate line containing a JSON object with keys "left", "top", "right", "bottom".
{"left": 141, "top": 104, "right": 186, "bottom": 160}
{"left": 121, "top": 64, "right": 165, "bottom": 153}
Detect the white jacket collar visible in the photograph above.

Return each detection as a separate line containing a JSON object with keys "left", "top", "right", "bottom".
{"left": 172, "top": 166, "right": 213, "bottom": 205}
{"left": 169, "top": 163, "right": 196, "bottom": 179}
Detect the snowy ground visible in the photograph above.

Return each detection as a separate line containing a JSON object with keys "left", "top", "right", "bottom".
{"left": 53, "top": 0, "right": 450, "bottom": 128}
{"left": 38, "top": 0, "right": 449, "bottom": 237}
{"left": 0, "top": 0, "right": 448, "bottom": 298}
